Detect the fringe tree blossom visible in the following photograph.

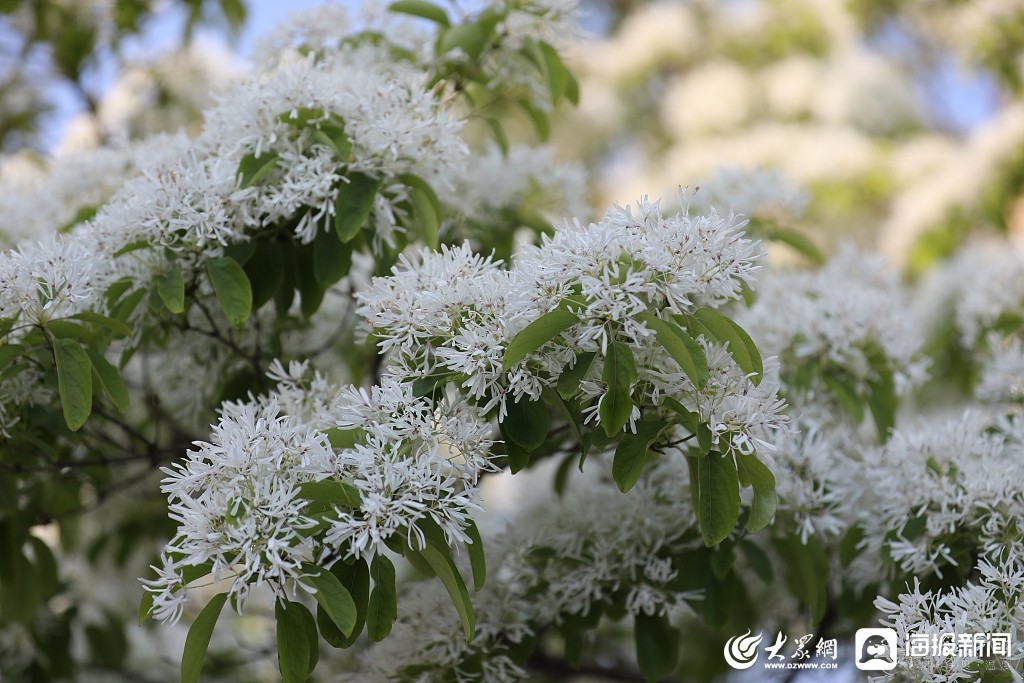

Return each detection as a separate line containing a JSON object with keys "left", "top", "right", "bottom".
{"left": 875, "top": 559, "right": 1024, "bottom": 682}
{"left": 976, "top": 335, "right": 1024, "bottom": 405}
{"left": 360, "top": 195, "right": 786, "bottom": 458}
{"left": 144, "top": 369, "right": 495, "bottom": 624}
{"left": 692, "top": 165, "right": 810, "bottom": 222}
{"left": 349, "top": 457, "right": 702, "bottom": 682}
{"left": 934, "top": 241, "right": 1024, "bottom": 346}
{"left": 738, "top": 246, "right": 929, "bottom": 413}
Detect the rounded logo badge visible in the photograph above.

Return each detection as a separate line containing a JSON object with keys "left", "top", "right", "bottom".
{"left": 723, "top": 630, "right": 763, "bottom": 669}
{"left": 855, "top": 628, "right": 898, "bottom": 671}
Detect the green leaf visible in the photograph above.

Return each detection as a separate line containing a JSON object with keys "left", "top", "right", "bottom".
{"left": 46, "top": 319, "right": 87, "bottom": 340}
{"left": 111, "top": 288, "right": 147, "bottom": 326}
{"left": 662, "top": 397, "right": 699, "bottom": 433}
{"left": 465, "top": 520, "right": 486, "bottom": 591}
{"left": 400, "top": 174, "right": 442, "bottom": 249}
{"left": 323, "top": 428, "right": 364, "bottom": 449}
{"left": 411, "top": 371, "right": 453, "bottom": 399}
{"left": 504, "top": 440, "right": 531, "bottom": 474}
{"left": 691, "top": 308, "right": 763, "bottom": 385}
{"left": 28, "top": 536, "right": 58, "bottom": 598}
{"left": 54, "top": 338, "right": 92, "bottom": 431}
{"left": 865, "top": 345, "right": 897, "bottom": 441}
{"left": 319, "top": 559, "right": 370, "bottom": 648}
{"left": 181, "top": 593, "right": 227, "bottom": 683}
{"left": 296, "top": 480, "right": 362, "bottom": 508}
{"left": 304, "top": 564, "right": 357, "bottom": 637}
{"left": 696, "top": 422, "right": 715, "bottom": 456}
{"left": 85, "top": 348, "right": 130, "bottom": 413}
{"left": 484, "top": 117, "right": 509, "bottom": 156}
{"left": 367, "top": 554, "right": 397, "bottom": 641}
{"left": 634, "top": 613, "right": 680, "bottom": 682}
{"left": 335, "top": 173, "right": 382, "bottom": 243}
{"left": 155, "top": 264, "right": 186, "bottom": 314}
{"left": 237, "top": 152, "right": 279, "bottom": 188}
{"left": 313, "top": 225, "right": 353, "bottom": 286}
{"left": 518, "top": 99, "right": 550, "bottom": 140}
{"left": 138, "top": 590, "right": 154, "bottom": 625}
{"left": 275, "top": 599, "right": 316, "bottom": 683}
{"left": 600, "top": 342, "right": 637, "bottom": 436}
{"left": 839, "top": 525, "right": 864, "bottom": 567}
{"left": 206, "top": 257, "right": 252, "bottom": 328}
{"left": 0, "top": 343, "right": 26, "bottom": 371}
{"left": 775, "top": 536, "right": 830, "bottom": 623}
{"left": 563, "top": 68, "right": 580, "bottom": 105}
{"left": 697, "top": 454, "right": 740, "bottom": 546}
{"left": 823, "top": 373, "right": 865, "bottom": 423}
{"left": 113, "top": 239, "right": 150, "bottom": 257}
{"left": 612, "top": 420, "right": 666, "bottom": 493}
{"left": 556, "top": 351, "right": 596, "bottom": 399}
{"left": 418, "top": 544, "right": 475, "bottom": 641}
{"left": 389, "top": 0, "right": 449, "bottom": 25}
{"left": 503, "top": 309, "right": 578, "bottom": 370}
{"left": 311, "top": 118, "right": 352, "bottom": 161}
{"left": 437, "top": 23, "right": 489, "bottom": 60}
{"left": 71, "top": 311, "right": 134, "bottom": 337}
{"left": 638, "top": 312, "right": 708, "bottom": 388}
{"left": 244, "top": 240, "right": 287, "bottom": 310}
{"left": 538, "top": 41, "right": 567, "bottom": 102}
{"left": 737, "top": 454, "right": 776, "bottom": 532}
{"left": 500, "top": 397, "right": 549, "bottom": 451}
{"left": 765, "top": 227, "right": 826, "bottom": 265}
{"left": 292, "top": 242, "right": 325, "bottom": 318}
{"left": 738, "top": 539, "right": 774, "bottom": 582}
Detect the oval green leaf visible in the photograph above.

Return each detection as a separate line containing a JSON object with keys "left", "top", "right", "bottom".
{"left": 691, "top": 308, "right": 763, "bottom": 385}
{"left": 181, "top": 592, "right": 228, "bottom": 683}
{"left": 418, "top": 544, "right": 475, "bottom": 642}
{"left": 85, "top": 348, "right": 130, "bottom": 413}
{"left": 207, "top": 256, "right": 252, "bottom": 328}
{"left": 612, "top": 420, "right": 666, "bottom": 493}
{"left": 737, "top": 454, "right": 777, "bottom": 532}
{"left": 503, "top": 309, "right": 578, "bottom": 371}
{"left": 639, "top": 312, "right": 708, "bottom": 389}
{"left": 389, "top": 0, "right": 449, "bottom": 25}
{"left": 335, "top": 173, "right": 382, "bottom": 243}
{"left": 275, "top": 599, "right": 315, "bottom": 683}
{"left": 697, "top": 453, "right": 740, "bottom": 547}
{"left": 303, "top": 564, "right": 357, "bottom": 637}
{"left": 367, "top": 554, "right": 397, "bottom": 642}
{"left": 600, "top": 342, "right": 637, "bottom": 437}
{"left": 54, "top": 337, "right": 92, "bottom": 431}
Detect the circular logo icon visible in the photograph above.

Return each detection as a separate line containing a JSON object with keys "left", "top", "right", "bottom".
{"left": 724, "top": 630, "right": 763, "bottom": 670}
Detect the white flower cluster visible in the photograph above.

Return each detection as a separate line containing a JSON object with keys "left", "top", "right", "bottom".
{"left": 739, "top": 246, "right": 929, "bottom": 401}
{"left": 452, "top": 144, "right": 589, "bottom": 226}
{"left": 770, "top": 421, "right": 858, "bottom": 543}
{"left": 976, "top": 335, "right": 1024, "bottom": 405}
{"left": 144, "top": 367, "right": 495, "bottom": 624}
{"left": 0, "top": 27, "right": 468, "bottom": 339}
{"left": 350, "top": 458, "right": 700, "bottom": 682}
{"left": 145, "top": 399, "right": 334, "bottom": 623}
{"left": 853, "top": 412, "right": 1024, "bottom": 582}
{"left": 875, "top": 559, "right": 1024, "bottom": 682}
{"left": 927, "top": 240, "right": 1024, "bottom": 346}
{"left": 359, "top": 196, "right": 786, "bottom": 458}
{"left": 0, "top": 233, "right": 118, "bottom": 325}
{"left": 692, "top": 166, "right": 810, "bottom": 222}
